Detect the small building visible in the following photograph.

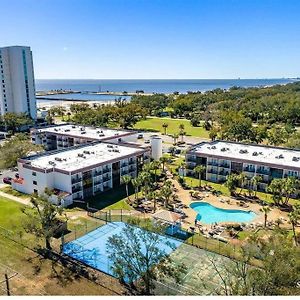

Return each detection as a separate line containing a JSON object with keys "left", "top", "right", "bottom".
{"left": 152, "top": 210, "right": 183, "bottom": 235}
{"left": 12, "top": 142, "right": 150, "bottom": 207}
{"left": 186, "top": 140, "right": 300, "bottom": 192}
{"left": 30, "top": 124, "right": 138, "bottom": 150}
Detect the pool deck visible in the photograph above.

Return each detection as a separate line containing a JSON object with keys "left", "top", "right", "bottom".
{"left": 166, "top": 175, "right": 290, "bottom": 229}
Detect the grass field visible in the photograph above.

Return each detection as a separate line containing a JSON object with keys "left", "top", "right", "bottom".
{"left": 0, "top": 196, "right": 124, "bottom": 295}
{"left": 134, "top": 117, "right": 209, "bottom": 138}
{"left": 87, "top": 186, "right": 133, "bottom": 210}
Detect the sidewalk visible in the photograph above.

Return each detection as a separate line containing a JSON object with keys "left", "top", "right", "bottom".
{"left": 0, "top": 190, "right": 31, "bottom": 206}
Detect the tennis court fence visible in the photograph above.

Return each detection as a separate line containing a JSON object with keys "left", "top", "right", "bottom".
{"left": 86, "top": 209, "right": 246, "bottom": 263}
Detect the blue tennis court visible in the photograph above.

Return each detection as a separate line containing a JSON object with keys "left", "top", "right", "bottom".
{"left": 62, "top": 222, "right": 182, "bottom": 278}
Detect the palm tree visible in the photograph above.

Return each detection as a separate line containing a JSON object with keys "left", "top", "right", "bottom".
{"left": 238, "top": 172, "right": 247, "bottom": 194}
{"left": 179, "top": 162, "right": 187, "bottom": 178}
{"left": 283, "top": 177, "right": 298, "bottom": 205}
{"left": 139, "top": 171, "right": 152, "bottom": 200}
{"left": 159, "top": 156, "right": 169, "bottom": 173}
{"left": 289, "top": 210, "right": 299, "bottom": 246}
{"left": 267, "top": 179, "right": 284, "bottom": 206}
{"left": 131, "top": 177, "right": 142, "bottom": 203}
{"left": 172, "top": 134, "right": 179, "bottom": 145}
{"left": 147, "top": 191, "right": 158, "bottom": 212}
{"left": 260, "top": 206, "right": 271, "bottom": 227}
{"left": 162, "top": 123, "right": 169, "bottom": 135}
{"left": 179, "top": 124, "right": 185, "bottom": 142}
{"left": 160, "top": 183, "right": 173, "bottom": 208}
{"left": 121, "top": 175, "right": 131, "bottom": 202}
{"left": 150, "top": 160, "right": 160, "bottom": 183}
{"left": 251, "top": 175, "right": 262, "bottom": 197}
{"left": 224, "top": 174, "right": 238, "bottom": 196}
{"left": 193, "top": 165, "right": 206, "bottom": 188}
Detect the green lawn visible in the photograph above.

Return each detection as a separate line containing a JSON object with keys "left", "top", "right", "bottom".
{"left": 0, "top": 196, "right": 122, "bottom": 295}
{"left": 134, "top": 117, "right": 209, "bottom": 138}
{"left": 87, "top": 185, "right": 133, "bottom": 210}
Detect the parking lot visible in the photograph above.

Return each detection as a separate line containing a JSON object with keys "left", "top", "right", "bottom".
{"left": 136, "top": 131, "right": 206, "bottom": 154}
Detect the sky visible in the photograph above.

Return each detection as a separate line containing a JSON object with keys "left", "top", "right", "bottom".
{"left": 1, "top": 0, "right": 300, "bottom": 79}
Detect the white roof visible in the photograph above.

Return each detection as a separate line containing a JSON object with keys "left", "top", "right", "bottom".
{"left": 34, "top": 124, "right": 134, "bottom": 141}
{"left": 191, "top": 141, "right": 300, "bottom": 169}
{"left": 27, "top": 143, "right": 143, "bottom": 172}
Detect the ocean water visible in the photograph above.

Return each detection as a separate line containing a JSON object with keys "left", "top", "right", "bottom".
{"left": 35, "top": 78, "right": 295, "bottom": 94}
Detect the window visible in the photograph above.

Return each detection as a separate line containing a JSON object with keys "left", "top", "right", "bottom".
{"left": 33, "top": 180, "right": 37, "bottom": 185}
{"left": 33, "top": 189, "right": 38, "bottom": 194}
{"left": 32, "top": 171, "right": 36, "bottom": 176}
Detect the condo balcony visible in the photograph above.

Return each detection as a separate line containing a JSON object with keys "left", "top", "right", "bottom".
{"left": 103, "top": 167, "right": 111, "bottom": 173}
{"left": 94, "top": 180, "right": 102, "bottom": 185}
{"left": 103, "top": 176, "right": 111, "bottom": 182}
{"left": 207, "top": 161, "right": 219, "bottom": 167}
{"left": 71, "top": 177, "right": 82, "bottom": 184}
{"left": 219, "top": 163, "right": 230, "bottom": 168}
{"left": 129, "top": 160, "right": 136, "bottom": 165}
{"left": 243, "top": 167, "right": 256, "bottom": 173}
{"left": 207, "top": 168, "right": 218, "bottom": 175}
{"left": 129, "top": 166, "right": 136, "bottom": 172}
{"left": 93, "top": 171, "right": 102, "bottom": 176}
{"left": 256, "top": 168, "right": 270, "bottom": 175}
{"left": 72, "top": 186, "right": 82, "bottom": 193}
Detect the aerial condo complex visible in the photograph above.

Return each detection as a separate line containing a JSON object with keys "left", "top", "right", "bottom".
{"left": 186, "top": 141, "right": 300, "bottom": 192}
{"left": 1, "top": 0, "right": 300, "bottom": 298}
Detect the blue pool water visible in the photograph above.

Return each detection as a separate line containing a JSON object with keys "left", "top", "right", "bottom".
{"left": 190, "top": 202, "right": 256, "bottom": 224}
{"left": 63, "top": 222, "right": 182, "bottom": 279}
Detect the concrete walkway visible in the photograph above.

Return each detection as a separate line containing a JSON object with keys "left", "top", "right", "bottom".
{"left": 0, "top": 190, "right": 31, "bottom": 206}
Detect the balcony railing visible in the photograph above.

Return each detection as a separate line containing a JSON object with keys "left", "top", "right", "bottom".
{"left": 207, "top": 168, "right": 218, "bottom": 175}
{"left": 103, "top": 176, "right": 111, "bottom": 182}
{"left": 244, "top": 167, "right": 255, "bottom": 173}
{"left": 93, "top": 171, "right": 102, "bottom": 176}
{"left": 72, "top": 177, "right": 82, "bottom": 184}
{"left": 129, "top": 160, "right": 136, "bottom": 165}
{"left": 219, "top": 163, "right": 230, "bottom": 168}
{"left": 207, "top": 161, "right": 218, "bottom": 167}
{"left": 256, "top": 168, "right": 270, "bottom": 175}
{"left": 72, "top": 187, "right": 82, "bottom": 193}
{"left": 103, "top": 168, "right": 111, "bottom": 173}
{"left": 94, "top": 180, "right": 102, "bottom": 185}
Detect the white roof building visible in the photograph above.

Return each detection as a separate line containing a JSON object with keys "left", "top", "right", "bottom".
{"left": 188, "top": 140, "right": 300, "bottom": 170}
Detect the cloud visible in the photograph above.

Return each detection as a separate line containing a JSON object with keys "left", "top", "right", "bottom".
{"left": 63, "top": 47, "right": 68, "bottom": 51}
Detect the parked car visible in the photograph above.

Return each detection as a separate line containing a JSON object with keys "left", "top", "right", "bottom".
{"left": 15, "top": 173, "right": 20, "bottom": 178}
{"left": 137, "top": 133, "right": 143, "bottom": 139}
{"left": 144, "top": 139, "right": 150, "bottom": 144}
{"left": 3, "top": 177, "right": 12, "bottom": 185}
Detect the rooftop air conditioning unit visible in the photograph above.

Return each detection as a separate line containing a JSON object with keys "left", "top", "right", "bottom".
{"left": 72, "top": 125, "right": 76, "bottom": 128}
{"left": 221, "top": 148, "right": 226, "bottom": 152}
{"left": 55, "top": 157, "right": 62, "bottom": 161}
{"left": 83, "top": 150, "right": 90, "bottom": 154}
{"left": 78, "top": 153, "right": 84, "bottom": 157}
{"left": 81, "top": 131, "right": 86, "bottom": 134}
{"left": 252, "top": 152, "right": 258, "bottom": 156}
{"left": 211, "top": 146, "right": 216, "bottom": 149}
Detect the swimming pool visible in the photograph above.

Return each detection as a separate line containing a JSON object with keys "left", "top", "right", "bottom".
{"left": 63, "top": 222, "right": 182, "bottom": 280}
{"left": 190, "top": 202, "right": 256, "bottom": 224}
